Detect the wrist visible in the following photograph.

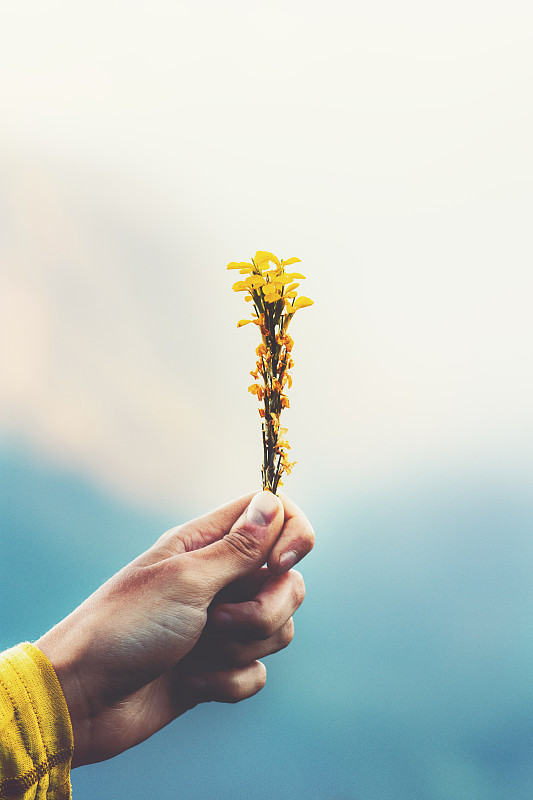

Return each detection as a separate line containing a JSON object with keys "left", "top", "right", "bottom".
{"left": 35, "top": 627, "right": 92, "bottom": 768}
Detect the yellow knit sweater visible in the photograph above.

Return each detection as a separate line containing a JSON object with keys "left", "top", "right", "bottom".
{"left": 0, "top": 644, "right": 73, "bottom": 800}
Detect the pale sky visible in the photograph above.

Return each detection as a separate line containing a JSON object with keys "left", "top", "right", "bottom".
{"left": 1, "top": 0, "right": 532, "bottom": 514}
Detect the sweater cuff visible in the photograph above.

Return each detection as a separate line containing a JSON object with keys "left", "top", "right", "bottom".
{"left": 0, "top": 643, "right": 73, "bottom": 799}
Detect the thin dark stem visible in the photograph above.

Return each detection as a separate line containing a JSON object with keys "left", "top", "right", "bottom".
{"left": 273, "top": 452, "right": 283, "bottom": 494}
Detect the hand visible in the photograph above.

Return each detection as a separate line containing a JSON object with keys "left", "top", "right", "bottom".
{"left": 36, "top": 491, "right": 314, "bottom": 767}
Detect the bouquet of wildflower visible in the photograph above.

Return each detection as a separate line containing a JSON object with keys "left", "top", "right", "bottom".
{"left": 228, "top": 250, "right": 313, "bottom": 494}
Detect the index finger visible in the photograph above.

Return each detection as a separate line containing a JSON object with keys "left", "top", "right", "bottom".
{"left": 140, "top": 492, "right": 257, "bottom": 564}
{"left": 267, "top": 494, "right": 315, "bottom": 575}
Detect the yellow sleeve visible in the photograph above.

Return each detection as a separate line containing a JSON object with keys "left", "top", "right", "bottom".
{"left": 0, "top": 643, "right": 73, "bottom": 800}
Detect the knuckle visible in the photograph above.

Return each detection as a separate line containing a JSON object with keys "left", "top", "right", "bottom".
{"left": 223, "top": 523, "right": 263, "bottom": 563}
{"left": 228, "top": 667, "right": 265, "bottom": 703}
{"left": 290, "top": 570, "right": 306, "bottom": 607}
{"left": 243, "top": 662, "right": 267, "bottom": 697}
{"left": 303, "top": 521, "right": 316, "bottom": 551}
{"left": 162, "top": 555, "right": 196, "bottom": 592}
{"left": 255, "top": 663, "right": 267, "bottom": 692}
{"left": 224, "top": 640, "right": 247, "bottom": 668}
{"left": 280, "top": 619, "right": 295, "bottom": 649}
{"left": 153, "top": 524, "right": 182, "bottom": 549}
{"left": 224, "top": 676, "right": 245, "bottom": 703}
{"left": 252, "top": 609, "right": 277, "bottom": 640}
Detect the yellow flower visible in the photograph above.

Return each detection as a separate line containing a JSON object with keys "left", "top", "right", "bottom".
{"left": 285, "top": 296, "right": 314, "bottom": 316}
{"left": 248, "top": 383, "right": 265, "bottom": 401}
{"left": 254, "top": 251, "right": 281, "bottom": 269}
{"left": 245, "top": 275, "right": 266, "bottom": 289}
{"left": 228, "top": 250, "right": 313, "bottom": 493}
{"left": 227, "top": 261, "right": 253, "bottom": 270}
{"left": 281, "top": 257, "right": 301, "bottom": 266}
{"left": 281, "top": 373, "right": 293, "bottom": 389}
{"left": 276, "top": 440, "right": 291, "bottom": 451}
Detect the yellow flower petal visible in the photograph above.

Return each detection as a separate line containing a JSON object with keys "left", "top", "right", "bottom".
{"left": 245, "top": 275, "right": 266, "bottom": 288}
{"left": 227, "top": 261, "right": 253, "bottom": 270}
{"left": 253, "top": 251, "right": 271, "bottom": 268}
{"left": 237, "top": 319, "right": 254, "bottom": 327}
{"left": 293, "top": 296, "right": 314, "bottom": 309}
{"left": 281, "top": 257, "right": 301, "bottom": 266}
{"left": 248, "top": 383, "right": 265, "bottom": 400}
{"left": 254, "top": 251, "right": 281, "bottom": 269}
{"left": 285, "top": 282, "right": 300, "bottom": 293}
{"left": 232, "top": 281, "right": 248, "bottom": 292}
{"left": 282, "top": 334, "right": 294, "bottom": 351}
{"left": 287, "top": 272, "right": 306, "bottom": 280}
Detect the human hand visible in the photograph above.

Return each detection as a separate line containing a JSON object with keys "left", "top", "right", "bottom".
{"left": 36, "top": 491, "right": 314, "bottom": 767}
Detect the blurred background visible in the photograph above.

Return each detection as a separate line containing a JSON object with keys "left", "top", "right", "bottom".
{"left": 1, "top": 1, "right": 533, "bottom": 798}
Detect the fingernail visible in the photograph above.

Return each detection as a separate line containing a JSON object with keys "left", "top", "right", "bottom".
{"left": 247, "top": 491, "right": 280, "bottom": 526}
{"left": 216, "top": 610, "right": 234, "bottom": 626}
{"left": 279, "top": 550, "right": 299, "bottom": 571}
{"left": 187, "top": 676, "right": 208, "bottom": 692}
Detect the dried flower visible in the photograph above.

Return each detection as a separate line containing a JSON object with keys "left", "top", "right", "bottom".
{"left": 227, "top": 250, "right": 314, "bottom": 493}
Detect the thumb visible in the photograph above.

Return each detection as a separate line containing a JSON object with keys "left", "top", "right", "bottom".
{"left": 185, "top": 491, "right": 284, "bottom": 597}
